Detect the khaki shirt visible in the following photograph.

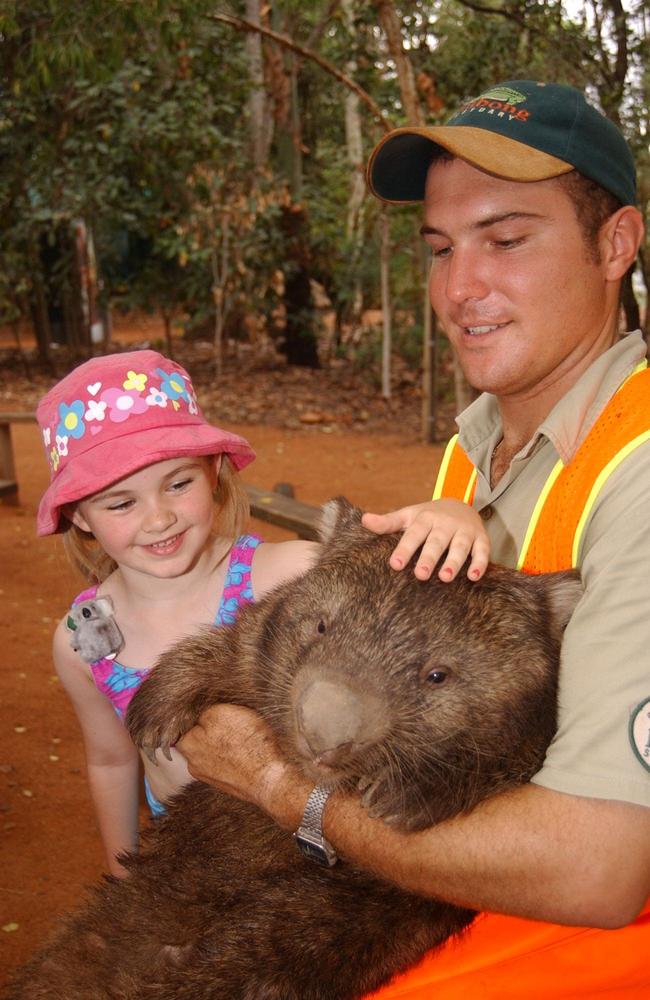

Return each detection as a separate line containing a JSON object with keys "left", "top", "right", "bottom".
{"left": 456, "top": 331, "right": 650, "bottom": 808}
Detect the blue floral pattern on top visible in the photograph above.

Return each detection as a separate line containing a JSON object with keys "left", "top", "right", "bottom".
{"left": 71, "top": 533, "right": 261, "bottom": 815}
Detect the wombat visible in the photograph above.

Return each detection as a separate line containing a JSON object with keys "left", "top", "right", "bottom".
{"left": 6, "top": 498, "right": 582, "bottom": 1000}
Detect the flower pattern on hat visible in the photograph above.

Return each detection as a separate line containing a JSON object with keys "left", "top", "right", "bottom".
{"left": 101, "top": 386, "right": 149, "bottom": 423}
{"left": 56, "top": 400, "right": 86, "bottom": 441}
{"left": 43, "top": 364, "right": 200, "bottom": 473}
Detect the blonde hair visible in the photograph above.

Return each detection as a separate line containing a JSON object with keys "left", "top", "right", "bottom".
{"left": 61, "top": 455, "right": 250, "bottom": 584}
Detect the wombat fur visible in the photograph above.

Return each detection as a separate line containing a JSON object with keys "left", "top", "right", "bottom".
{"left": 6, "top": 498, "right": 582, "bottom": 1000}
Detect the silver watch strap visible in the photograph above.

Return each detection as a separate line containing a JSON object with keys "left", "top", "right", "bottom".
{"left": 300, "top": 784, "right": 333, "bottom": 835}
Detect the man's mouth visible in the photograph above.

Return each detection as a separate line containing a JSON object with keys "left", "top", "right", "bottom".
{"left": 464, "top": 322, "right": 509, "bottom": 336}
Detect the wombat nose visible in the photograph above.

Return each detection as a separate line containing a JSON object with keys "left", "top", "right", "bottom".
{"left": 296, "top": 678, "right": 386, "bottom": 766}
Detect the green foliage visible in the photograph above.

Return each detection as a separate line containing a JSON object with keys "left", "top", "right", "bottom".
{"left": 1, "top": 0, "right": 647, "bottom": 366}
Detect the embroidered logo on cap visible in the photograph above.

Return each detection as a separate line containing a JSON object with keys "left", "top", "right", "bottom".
{"left": 455, "top": 86, "right": 531, "bottom": 123}
{"left": 481, "top": 86, "right": 527, "bottom": 105}
{"left": 629, "top": 697, "right": 650, "bottom": 772}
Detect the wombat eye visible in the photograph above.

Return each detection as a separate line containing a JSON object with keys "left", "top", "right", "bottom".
{"left": 317, "top": 620, "right": 326, "bottom": 635}
{"left": 82, "top": 607, "right": 92, "bottom": 619}
{"left": 426, "top": 669, "right": 448, "bottom": 685}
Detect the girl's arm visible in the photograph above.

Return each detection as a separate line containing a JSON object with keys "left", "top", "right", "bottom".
{"left": 362, "top": 499, "right": 490, "bottom": 581}
{"left": 53, "top": 619, "right": 140, "bottom": 877}
{"left": 251, "top": 539, "right": 320, "bottom": 599}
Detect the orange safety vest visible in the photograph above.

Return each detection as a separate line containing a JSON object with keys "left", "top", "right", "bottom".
{"left": 365, "top": 365, "right": 650, "bottom": 999}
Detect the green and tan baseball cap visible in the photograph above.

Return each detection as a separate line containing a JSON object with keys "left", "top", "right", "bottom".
{"left": 367, "top": 80, "right": 636, "bottom": 207}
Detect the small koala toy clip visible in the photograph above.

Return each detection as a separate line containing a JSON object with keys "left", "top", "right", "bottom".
{"left": 66, "top": 596, "right": 125, "bottom": 664}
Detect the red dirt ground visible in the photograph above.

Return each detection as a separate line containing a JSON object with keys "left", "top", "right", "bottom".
{"left": 0, "top": 333, "right": 445, "bottom": 986}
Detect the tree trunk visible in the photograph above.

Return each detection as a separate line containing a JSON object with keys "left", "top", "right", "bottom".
{"left": 621, "top": 269, "right": 640, "bottom": 333}
{"left": 422, "top": 301, "right": 438, "bottom": 443}
{"left": 380, "top": 209, "right": 391, "bottom": 399}
{"left": 375, "top": 0, "right": 424, "bottom": 126}
{"left": 279, "top": 203, "right": 319, "bottom": 368}
{"left": 342, "top": 0, "right": 366, "bottom": 333}
{"left": 245, "top": 0, "right": 272, "bottom": 169}
{"left": 29, "top": 251, "right": 53, "bottom": 369}
{"left": 161, "top": 310, "right": 174, "bottom": 359}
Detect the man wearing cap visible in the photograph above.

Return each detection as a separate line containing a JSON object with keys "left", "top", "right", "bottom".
{"left": 177, "top": 82, "right": 649, "bottom": 997}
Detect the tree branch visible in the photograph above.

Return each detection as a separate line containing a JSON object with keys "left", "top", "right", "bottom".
{"left": 206, "top": 10, "right": 393, "bottom": 133}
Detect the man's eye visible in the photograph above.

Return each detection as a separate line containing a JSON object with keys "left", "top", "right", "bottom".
{"left": 493, "top": 237, "right": 523, "bottom": 250}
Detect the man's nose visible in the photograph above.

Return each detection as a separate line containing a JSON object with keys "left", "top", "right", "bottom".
{"left": 443, "top": 248, "right": 489, "bottom": 304}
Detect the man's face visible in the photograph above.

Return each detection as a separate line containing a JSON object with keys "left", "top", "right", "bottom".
{"left": 422, "top": 158, "right": 615, "bottom": 404}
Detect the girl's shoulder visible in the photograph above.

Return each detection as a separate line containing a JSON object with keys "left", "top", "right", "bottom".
{"left": 250, "top": 538, "right": 320, "bottom": 600}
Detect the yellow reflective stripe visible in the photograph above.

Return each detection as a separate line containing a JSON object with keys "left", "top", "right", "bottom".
{"left": 628, "top": 360, "right": 648, "bottom": 378}
{"left": 516, "top": 458, "right": 564, "bottom": 570}
{"left": 432, "top": 434, "right": 459, "bottom": 500}
{"left": 571, "top": 429, "right": 650, "bottom": 565}
{"left": 463, "top": 468, "right": 478, "bottom": 504}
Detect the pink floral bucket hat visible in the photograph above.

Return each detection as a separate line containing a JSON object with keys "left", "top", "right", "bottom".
{"left": 36, "top": 349, "right": 255, "bottom": 536}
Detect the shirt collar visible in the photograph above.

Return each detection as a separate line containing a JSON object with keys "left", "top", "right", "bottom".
{"left": 456, "top": 331, "right": 647, "bottom": 467}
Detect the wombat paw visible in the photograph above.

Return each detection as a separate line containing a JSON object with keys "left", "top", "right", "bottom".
{"left": 128, "top": 716, "right": 182, "bottom": 761}
{"left": 142, "top": 743, "right": 173, "bottom": 765}
{"left": 358, "top": 774, "right": 401, "bottom": 821}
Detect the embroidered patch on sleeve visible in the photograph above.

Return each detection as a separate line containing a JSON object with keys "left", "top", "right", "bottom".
{"left": 629, "top": 698, "right": 650, "bottom": 772}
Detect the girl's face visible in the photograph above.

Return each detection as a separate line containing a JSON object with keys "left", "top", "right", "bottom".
{"left": 71, "top": 456, "right": 220, "bottom": 579}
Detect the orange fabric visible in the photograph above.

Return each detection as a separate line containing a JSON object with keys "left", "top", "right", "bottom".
{"left": 365, "top": 903, "right": 650, "bottom": 999}
{"left": 434, "top": 439, "right": 476, "bottom": 504}
{"left": 524, "top": 367, "right": 650, "bottom": 572}
{"left": 365, "top": 367, "right": 650, "bottom": 999}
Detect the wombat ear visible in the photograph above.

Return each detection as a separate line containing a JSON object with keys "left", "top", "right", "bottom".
{"left": 534, "top": 570, "right": 583, "bottom": 636}
{"left": 319, "top": 496, "right": 364, "bottom": 547}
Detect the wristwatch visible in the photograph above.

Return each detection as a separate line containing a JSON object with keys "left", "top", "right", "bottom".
{"left": 293, "top": 784, "right": 338, "bottom": 867}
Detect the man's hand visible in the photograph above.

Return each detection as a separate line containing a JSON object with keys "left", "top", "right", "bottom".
{"left": 177, "top": 704, "right": 310, "bottom": 830}
{"left": 362, "top": 499, "right": 490, "bottom": 582}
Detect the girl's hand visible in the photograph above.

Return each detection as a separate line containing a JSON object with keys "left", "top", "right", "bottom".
{"left": 362, "top": 500, "right": 490, "bottom": 582}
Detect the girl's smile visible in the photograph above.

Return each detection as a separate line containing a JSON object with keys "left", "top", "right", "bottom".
{"left": 71, "top": 457, "right": 218, "bottom": 580}
{"left": 142, "top": 531, "right": 187, "bottom": 557}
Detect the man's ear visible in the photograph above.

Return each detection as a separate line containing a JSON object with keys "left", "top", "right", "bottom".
{"left": 600, "top": 205, "right": 644, "bottom": 281}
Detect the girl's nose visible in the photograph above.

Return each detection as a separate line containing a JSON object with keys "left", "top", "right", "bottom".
{"left": 142, "top": 501, "right": 177, "bottom": 534}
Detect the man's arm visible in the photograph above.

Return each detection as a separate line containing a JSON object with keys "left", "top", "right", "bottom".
{"left": 177, "top": 703, "right": 650, "bottom": 929}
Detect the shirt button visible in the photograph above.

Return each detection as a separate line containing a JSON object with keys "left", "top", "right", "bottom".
{"left": 480, "top": 506, "right": 494, "bottom": 521}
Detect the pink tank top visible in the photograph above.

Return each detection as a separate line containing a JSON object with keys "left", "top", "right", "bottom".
{"left": 71, "top": 534, "right": 261, "bottom": 720}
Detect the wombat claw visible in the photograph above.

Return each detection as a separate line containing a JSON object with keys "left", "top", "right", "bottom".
{"left": 142, "top": 743, "right": 172, "bottom": 764}
{"left": 143, "top": 745, "right": 159, "bottom": 765}
{"left": 359, "top": 775, "right": 390, "bottom": 814}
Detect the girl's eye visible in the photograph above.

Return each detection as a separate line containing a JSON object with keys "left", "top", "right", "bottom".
{"left": 107, "top": 499, "right": 134, "bottom": 512}
{"left": 169, "top": 478, "right": 192, "bottom": 492}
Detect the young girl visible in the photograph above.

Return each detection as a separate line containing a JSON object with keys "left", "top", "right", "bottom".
{"left": 36, "top": 349, "right": 318, "bottom": 876}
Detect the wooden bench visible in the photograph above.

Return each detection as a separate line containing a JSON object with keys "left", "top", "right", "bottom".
{"left": 0, "top": 412, "right": 321, "bottom": 539}
{"left": 0, "top": 412, "right": 37, "bottom": 501}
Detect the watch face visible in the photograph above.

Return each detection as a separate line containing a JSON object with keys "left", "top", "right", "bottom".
{"left": 294, "top": 831, "right": 338, "bottom": 868}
